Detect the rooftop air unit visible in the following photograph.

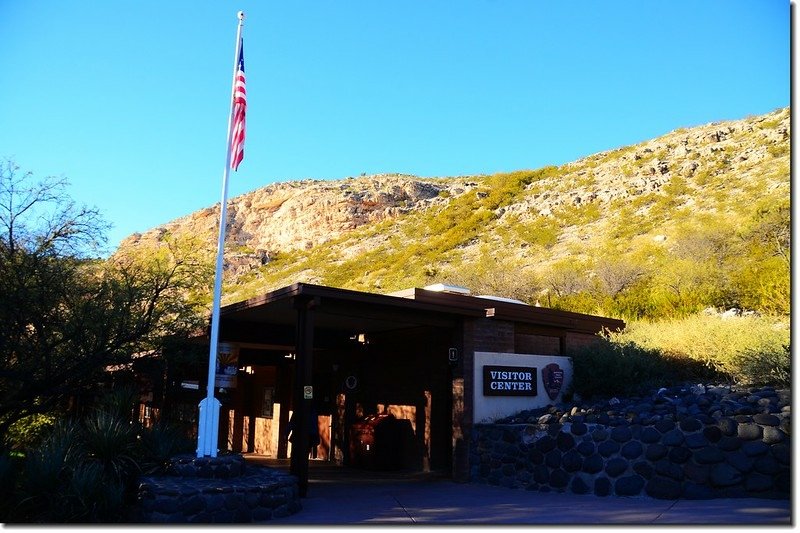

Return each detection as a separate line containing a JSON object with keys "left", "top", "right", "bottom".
{"left": 422, "top": 283, "right": 472, "bottom": 295}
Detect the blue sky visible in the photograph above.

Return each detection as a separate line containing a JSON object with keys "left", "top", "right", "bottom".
{"left": 0, "top": 1, "right": 790, "bottom": 252}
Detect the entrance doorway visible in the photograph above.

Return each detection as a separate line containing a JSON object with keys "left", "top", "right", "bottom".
{"left": 222, "top": 326, "right": 454, "bottom": 477}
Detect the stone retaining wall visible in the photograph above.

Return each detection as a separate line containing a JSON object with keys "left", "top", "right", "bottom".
{"left": 469, "top": 385, "right": 790, "bottom": 499}
{"left": 136, "top": 454, "right": 301, "bottom": 523}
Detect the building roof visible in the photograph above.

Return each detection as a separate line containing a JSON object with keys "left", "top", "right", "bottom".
{"left": 220, "top": 282, "right": 624, "bottom": 337}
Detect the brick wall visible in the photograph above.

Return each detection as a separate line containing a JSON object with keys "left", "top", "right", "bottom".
{"left": 566, "top": 332, "right": 602, "bottom": 353}
{"left": 515, "top": 334, "right": 561, "bottom": 355}
{"left": 470, "top": 319, "right": 516, "bottom": 353}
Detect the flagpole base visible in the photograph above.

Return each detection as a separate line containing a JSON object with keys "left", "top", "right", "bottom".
{"left": 197, "top": 396, "right": 221, "bottom": 458}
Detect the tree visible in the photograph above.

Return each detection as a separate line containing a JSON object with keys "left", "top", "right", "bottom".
{"left": 542, "top": 259, "right": 590, "bottom": 300}
{"left": 593, "top": 257, "right": 646, "bottom": 298}
{"left": 446, "top": 245, "right": 542, "bottom": 303}
{"left": 744, "top": 199, "right": 790, "bottom": 266}
{"left": 0, "top": 159, "right": 209, "bottom": 439}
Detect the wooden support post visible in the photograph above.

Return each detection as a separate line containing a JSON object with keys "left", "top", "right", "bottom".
{"left": 290, "top": 295, "right": 316, "bottom": 497}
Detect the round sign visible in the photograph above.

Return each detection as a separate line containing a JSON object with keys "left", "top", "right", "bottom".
{"left": 344, "top": 375, "right": 358, "bottom": 390}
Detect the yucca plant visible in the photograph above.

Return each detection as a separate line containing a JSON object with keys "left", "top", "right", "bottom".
{"left": 65, "top": 461, "right": 125, "bottom": 523}
{"left": 12, "top": 420, "right": 84, "bottom": 522}
{"left": 81, "top": 410, "right": 139, "bottom": 487}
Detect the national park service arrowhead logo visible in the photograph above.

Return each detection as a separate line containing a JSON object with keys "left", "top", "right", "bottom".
{"left": 542, "top": 363, "right": 564, "bottom": 401}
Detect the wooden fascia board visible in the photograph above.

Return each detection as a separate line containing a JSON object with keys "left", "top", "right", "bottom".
{"left": 485, "top": 306, "right": 624, "bottom": 334}
{"left": 222, "top": 282, "right": 486, "bottom": 321}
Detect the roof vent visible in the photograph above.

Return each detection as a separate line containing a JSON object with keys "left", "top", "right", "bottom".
{"left": 423, "top": 283, "right": 471, "bottom": 295}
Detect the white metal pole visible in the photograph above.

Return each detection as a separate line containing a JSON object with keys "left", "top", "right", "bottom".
{"left": 197, "top": 10, "right": 245, "bottom": 458}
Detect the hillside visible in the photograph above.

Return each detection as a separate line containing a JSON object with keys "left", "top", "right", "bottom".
{"left": 118, "top": 107, "right": 790, "bottom": 320}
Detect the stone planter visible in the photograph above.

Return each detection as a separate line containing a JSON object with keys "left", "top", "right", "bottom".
{"left": 136, "top": 453, "right": 301, "bottom": 523}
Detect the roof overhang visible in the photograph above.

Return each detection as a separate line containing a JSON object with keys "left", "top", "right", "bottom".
{"left": 219, "top": 282, "right": 624, "bottom": 337}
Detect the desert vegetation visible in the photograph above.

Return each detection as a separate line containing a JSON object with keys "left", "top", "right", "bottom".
{"left": 0, "top": 387, "right": 193, "bottom": 522}
{"left": 0, "top": 159, "right": 203, "bottom": 522}
{"left": 570, "top": 313, "right": 790, "bottom": 399}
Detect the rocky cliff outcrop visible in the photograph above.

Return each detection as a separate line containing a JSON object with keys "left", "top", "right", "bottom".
{"left": 121, "top": 173, "right": 479, "bottom": 258}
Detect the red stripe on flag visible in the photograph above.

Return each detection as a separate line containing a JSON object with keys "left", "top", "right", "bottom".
{"left": 230, "top": 42, "right": 246, "bottom": 171}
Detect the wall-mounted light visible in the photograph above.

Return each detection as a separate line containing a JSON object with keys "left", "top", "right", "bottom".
{"left": 284, "top": 353, "right": 296, "bottom": 360}
{"left": 349, "top": 333, "right": 368, "bottom": 344}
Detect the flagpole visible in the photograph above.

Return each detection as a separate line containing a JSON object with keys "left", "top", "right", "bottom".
{"left": 197, "top": 10, "right": 245, "bottom": 458}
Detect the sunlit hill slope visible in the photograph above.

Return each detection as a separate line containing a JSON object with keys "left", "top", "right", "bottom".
{"left": 119, "top": 107, "right": 789, "bottom": 320}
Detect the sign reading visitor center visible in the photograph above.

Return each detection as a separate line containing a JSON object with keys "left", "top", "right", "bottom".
{"left": 483, "top": 365, "right": 537, "bottom": 396}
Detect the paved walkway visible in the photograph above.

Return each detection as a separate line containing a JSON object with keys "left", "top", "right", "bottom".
{"left": 246, "top": 457, "right": 791, "bottom": 526}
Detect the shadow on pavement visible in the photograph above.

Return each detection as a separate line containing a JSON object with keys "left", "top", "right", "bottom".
{"left": 243, "top": 455, "right": 791, "bottom": 525}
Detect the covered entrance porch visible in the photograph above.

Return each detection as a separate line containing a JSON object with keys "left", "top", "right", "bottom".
{"left": 213, "top": 283, "right": 483, "bottom": 495}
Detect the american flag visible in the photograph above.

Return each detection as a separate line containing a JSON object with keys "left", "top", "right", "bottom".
{"left": 230, "top": 39, "right": 246, "bottom": 171}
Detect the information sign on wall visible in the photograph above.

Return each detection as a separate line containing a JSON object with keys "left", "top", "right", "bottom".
{"left": 542, "top": 363, "right": 565, "bottom": 400}
{"left": 482, "top": 365, "right": 537, "bottom": 396}
{"left": 261, "top": 386, "right": 275, "bottom": 418}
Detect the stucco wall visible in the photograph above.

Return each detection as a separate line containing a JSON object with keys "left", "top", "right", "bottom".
{"left": 472, "top": 352, "right": 573, "bottom": 424}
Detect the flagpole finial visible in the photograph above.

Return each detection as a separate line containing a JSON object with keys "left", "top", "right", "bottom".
{"left": 237, "top": 11, "right": 244, "bottom": 21}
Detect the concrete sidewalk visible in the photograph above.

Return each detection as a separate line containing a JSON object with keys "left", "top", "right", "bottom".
{"left": 269, "top": 478, "right": 791, "bottom": 525}
{"left": 254, "top": 460, "right": 791, "bottom": 526}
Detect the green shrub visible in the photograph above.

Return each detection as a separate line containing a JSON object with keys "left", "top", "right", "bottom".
{"left": 570, "top": 334, "right": 722, "bottom": 399}
{"left": 767, "top": 144, "right": 789, "bottom": 157}
{"left": 4, "top": 413, "right": 56, "bottom": 452}
{"left": 620, "top": 314, "right": 789, "bottom": 380}
{"left": 733, "top": 343, "right": 790, "bottom": 387}
{"left": 570, "top": 313, "right": 791, "bottom": 396}
{"left": 554, "top": 202, "right": 602, "bottom": 225}
{"left": 515, "top": 217, "right": 560, "bottom": 248}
